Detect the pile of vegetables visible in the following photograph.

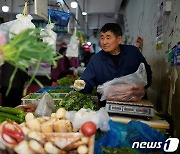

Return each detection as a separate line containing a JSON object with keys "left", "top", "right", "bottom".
{"left": 0, "top": 107, "right": 26, "bottom": 124}
{"left": 57, "top": 91, "right": 97, "bottom": 111}
{"left": 0, "top": 108, "right": 96, "bottom": 154}
{"left": 0, "top": 28, "right": 58, "bottom": 95}
{"left": 56, "top": 76, "right": 77, "bottom": 86}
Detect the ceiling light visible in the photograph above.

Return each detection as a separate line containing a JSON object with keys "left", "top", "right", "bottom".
{"left": 71, "top": 1, "right": 77, "bottom": 8}
{"left": 82, "top": 11, "right": 87, "bottom": 16}
{"left": 2, "top": 5, "right": 9, "bottom": 12}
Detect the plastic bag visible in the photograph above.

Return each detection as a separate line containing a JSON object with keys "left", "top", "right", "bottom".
{"left": 0, "top": 31, "right": 7, "bottom": 65}
{"left": 66, "top": 32, "right": 79, "bottom": 57}
{"left": 40, "top": 23, "right": 57, "bottom": 52}
{"left": 95, "top": 120, "right": 167, "bottom": 154}
{"left": 34, "top": 92, "right": 55, "bottom": 117}
{"left": 66, "top": 107, "right": 110, "bottom": 132}
{"left": 95, "top": 120, "right": 129, "bottom": 154}
{"left": 97, "top": 63, "right": 147, "bottom": 101}
{"left": 48, "top": 9, "right": 71, "bottom": 27}
{"left": 9, "top": 14, "right": 35, "bottom": 39}
{"left": 0, "top": 20, "right": 17, "bottom": 42}
{"left": 126, "top": 120, "right": 167, "bottom": 153}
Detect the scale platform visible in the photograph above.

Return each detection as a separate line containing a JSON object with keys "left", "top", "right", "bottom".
{"left": 105, "top": 100, "right": 154, "bottom": 119}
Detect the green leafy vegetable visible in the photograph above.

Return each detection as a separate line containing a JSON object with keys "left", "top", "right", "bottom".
{"left": 56, "top": 76, "right": 77, "bottom": 86}
{"left": 50, "top": 88, "right": 72, "bottom": 93}
{"left": 0, "top": 28, "right": 59, "bottom": 95}
{"left": 57, "top": 91, "right": 97, "bottom": 111}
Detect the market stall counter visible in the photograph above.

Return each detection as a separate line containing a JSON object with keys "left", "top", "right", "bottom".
{"left": 110, "top": 114, "right": 170, "bottom": 130}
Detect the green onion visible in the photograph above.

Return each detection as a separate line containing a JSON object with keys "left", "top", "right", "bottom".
{"left": 0, "top": 28, "right": 59, "bottom": 95}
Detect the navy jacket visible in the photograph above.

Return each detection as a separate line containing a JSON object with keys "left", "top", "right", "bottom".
{"left": 81, "top": 44, "right": 152, "bottom": 94}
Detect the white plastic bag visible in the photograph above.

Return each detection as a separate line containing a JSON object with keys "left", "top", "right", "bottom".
{"left": 34, "top": 92, "right": 55, "bottom": 117}
{"left": 40, "top": 23, "right": 57, "bottom": 53}
{"left": 9, "top": 14, "right": 35, "bottom": 39}
{"left": 0, "top": 20, "right": 17, "bottom": 42}
{"left": 66, "top": 108, "right": 110, "bottom": 132}
{"left": 66, "top": 32, "right": 79, "bottom": 57}
{"left": 97, "top": 63, "right": 147, "bottom": 102}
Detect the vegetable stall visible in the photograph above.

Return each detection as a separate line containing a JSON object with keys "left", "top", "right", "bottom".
{"left": 0, "top": 4, "right": 169, "bottom": 154}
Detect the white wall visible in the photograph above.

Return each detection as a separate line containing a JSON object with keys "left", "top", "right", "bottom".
{"left": 124, "top": 0, "right": 180, "bottom": 139}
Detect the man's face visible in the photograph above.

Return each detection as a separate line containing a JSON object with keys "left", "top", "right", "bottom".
{"left": 100, "top": 31, "right": 122, "bottom": 54}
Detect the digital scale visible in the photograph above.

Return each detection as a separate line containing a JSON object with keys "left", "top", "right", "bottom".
{"left": 105, "top": 100, "right": 154, "bottom": 119}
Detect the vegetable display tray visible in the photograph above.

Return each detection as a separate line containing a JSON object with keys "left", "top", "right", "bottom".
{"left": 21, "top": 93, "right": 67, "bottom": 105}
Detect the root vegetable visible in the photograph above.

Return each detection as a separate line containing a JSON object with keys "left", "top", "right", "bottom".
{"left": 25, "top": 113, "right": 34, "bottom": 122}
{"left": 14, "top": 140, "right": 35, "bottom": 154}
{"left": 77, "top": 145, "right": 88, "bottom": 154}
{"left": 21, "top": 126, "right": 30, "bottom": 135}
{"left": 51, "top": 113, "right": 56, "bottom": 118}
{"left": 26, "top": 119, "right": 40, "bottom": 132}
{"left": 56, "top": 108, "right": 66, "bottom": 119}
{"left": 41, "top": 121, "right": 54, "bottom": 133}
{"left": 29, "top": 140, "right": 45, "bottom": 154}
{"left": 28, "top": 131, "right": 46, "bottom": 144}
{"left": 44, "top": 142, "right": 60, "bottom": 154}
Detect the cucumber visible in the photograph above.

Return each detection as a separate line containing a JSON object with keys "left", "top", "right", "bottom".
{"left": 0, "top": 107, "right": 25, "bottom": 115}
{"left": 0, "top": 112, "right": 24, "bottom": 124}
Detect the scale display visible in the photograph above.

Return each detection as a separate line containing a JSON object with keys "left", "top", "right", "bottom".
{"left": 106, "top": 100, "right": 154, "bottom": 118}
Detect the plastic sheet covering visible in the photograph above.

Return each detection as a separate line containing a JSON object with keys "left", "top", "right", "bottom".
{"left": 95, "top": 120, "right": 167, "bottom": 154}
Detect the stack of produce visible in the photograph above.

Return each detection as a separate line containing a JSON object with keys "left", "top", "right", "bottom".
{"left": 57, "top": 91, "right": 97, "bottom": 111}
{"left": 0, "top": 107, "right": 25, "bottom": 124}
{"left": 56, "top": 76, "right": 78, "bottom": 86}
{"left": 0, "top": 108, "right": 96, "bottom": 154}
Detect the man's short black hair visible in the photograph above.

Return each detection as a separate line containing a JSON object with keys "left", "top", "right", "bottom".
{"left": 100, "top": 23, "right": 122, "bottom": 37}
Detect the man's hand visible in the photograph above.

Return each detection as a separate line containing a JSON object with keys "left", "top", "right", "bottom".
{"left": 74, "top": 80, "right": 86, "bottom": 91}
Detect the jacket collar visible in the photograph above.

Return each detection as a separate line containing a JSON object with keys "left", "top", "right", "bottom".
{"left": 101, "top": 44, "right": 127, "bottom": 60}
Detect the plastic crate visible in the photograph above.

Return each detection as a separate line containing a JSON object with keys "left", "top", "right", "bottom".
{"left": 36, "top": 86, "right": 74, "bottom": 93}
{"left": 21, "top": 93, "right": 66, "bottom": 105}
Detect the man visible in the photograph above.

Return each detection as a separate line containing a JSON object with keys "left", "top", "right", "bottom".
{"left": 74, "top": 23, "right": 152, "bottom": 107}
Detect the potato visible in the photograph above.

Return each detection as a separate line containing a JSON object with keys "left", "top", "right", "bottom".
{"left": 21, "top": 126, "right": 30, "bottom": 136}
{"left": 28, "top": 131, "right": 46, "bottom": 144}
{"left": 77, "top": 145, "right": 88, "bottom": 154}
{"left": 41, "top": 121, "right": 54, "bottom": 133}
{"left": 26, "top": 119, "right": 41, "bottom": 132}
{"left": 14, "top": 140, "right": 35, "bottom": 154}
{"left": 25, "top": 113, "right": 34, "bottom": 122}
{"left": 53, "top": 120, "right": 72, "bottom": 132}
{"left": 29, "top": 140, "right": 45, "bottom": 154}
{"left": 56, "top": 108, "right": 66, "bottom": 119}
{"left": 44, "top": 142, "right": 61, "bottom": 154}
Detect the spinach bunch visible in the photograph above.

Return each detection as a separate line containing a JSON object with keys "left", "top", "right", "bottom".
{"left": 57, "top": 91, "right": 97, "bottom": 111}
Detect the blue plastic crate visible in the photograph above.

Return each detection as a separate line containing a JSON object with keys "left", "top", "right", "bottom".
{"left": 36, "top": 86, "right": 74, "bottom": 93}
